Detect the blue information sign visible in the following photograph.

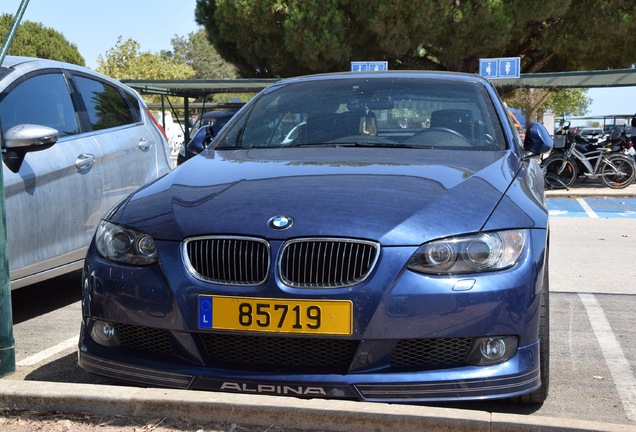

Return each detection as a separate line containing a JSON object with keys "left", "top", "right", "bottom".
{"left": 479, "top": 57, "right": 520, "bottom": 79}
{"left": 351, "top": 61, "right": 388, "bottom": 72}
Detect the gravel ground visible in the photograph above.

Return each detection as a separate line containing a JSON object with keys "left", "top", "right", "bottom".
{"left": 0, "top": 408, "right": 310, "bottom": 432}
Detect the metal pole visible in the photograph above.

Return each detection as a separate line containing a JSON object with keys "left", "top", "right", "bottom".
{"left": 0, "top": 0, "right": 31, "bottom": 377}
{"left": 0, "top": 155, "right": 14, "bottom": 377}
{"left": 0, "top": 0, "right": 30, "bottom": 64}
{"left": 184, "top": 96, "right": 190, "bottom": 144}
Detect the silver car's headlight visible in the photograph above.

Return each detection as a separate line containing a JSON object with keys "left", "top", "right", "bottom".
{"left": 95, "top": 220, "right": 158, "bottom": 265}
{"left": 406, "top": 230, "right": 527, "bottom": 275}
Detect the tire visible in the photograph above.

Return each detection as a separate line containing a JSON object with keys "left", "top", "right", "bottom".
{"left": 543, "top": 154, "right": 577, "bottom": 189}
{"left": 513, "top": 258, "right": 550, "bottom": 404}
{"left": 601, "top": 154, "right": 636, "bottom": 188}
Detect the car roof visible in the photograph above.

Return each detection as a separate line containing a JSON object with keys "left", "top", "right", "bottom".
{"left": 2, "top": 55, "right": 90, "bottom": 73}
{"left": 201, "top": 109, "right": 241, "bottom": 118}
{"left": 0, "top": 56, "right": 132, "bottom": 93}
{"left": 278, "top": 70, "right": 487, "bottom": 83}
{"left": 264, "top": 70, "right": 492, "bottom": 93}
{"left": 259, "top": 71, "right": 499, "bottom": 107}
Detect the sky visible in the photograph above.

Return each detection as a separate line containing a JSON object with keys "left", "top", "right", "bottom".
{"left": 584, "top": 87, "right": 635, "bottom": 119}
{"left": 0, "top": 0, "right": 200, "bottom": 69}
{"left": 1, "top": 0, "right": 634, "bottom": 120}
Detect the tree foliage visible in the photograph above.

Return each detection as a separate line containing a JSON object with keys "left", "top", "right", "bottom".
{"left": 96, "top": 37, "right": 195, "bottom": 81}
{"left": 543, "top": 88, "right": 591, "bottom": 118}
{"left": 0, "top": 14, "right": 84, "bottom": 65}
{"left": 194, "top": 0, "right": 636, "bottom": 78}
{"left": 171, "top": 29, "right": 238, "bottom": 79}
{"left": 504, "top": 88, "right": 590, "bottom": 123}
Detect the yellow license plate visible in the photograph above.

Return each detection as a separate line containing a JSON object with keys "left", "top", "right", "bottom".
{"left": 200, "top": 295, "right": 353, "bottom": 335}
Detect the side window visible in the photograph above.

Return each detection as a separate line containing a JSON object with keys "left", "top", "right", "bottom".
{"left": 0, "top": 73, "right": 79, "bottom": 136}
{"left": 74, "top": 76, "right": 136, "bottom": 131}
{"left": 124, "top": 91, "right": 142, "bottom": 122}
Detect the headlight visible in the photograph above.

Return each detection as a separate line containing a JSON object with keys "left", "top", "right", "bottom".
{"left": 95, "top": 220, "right": 158, "bottom": 265}
{"left": 406, "top": 230, "right": 527, "bottom": 275}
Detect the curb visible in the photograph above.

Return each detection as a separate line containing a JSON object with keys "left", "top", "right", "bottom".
{"left": 545, "top": 183, "right": 636, "bottom": 198}
{"left": 1, "top": 380, "right": 635, "bottom": 432}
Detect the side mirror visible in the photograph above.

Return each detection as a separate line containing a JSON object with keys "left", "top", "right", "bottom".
{"left": 2, "top": 124, "right": 59, "bottom": 173}
{"left": 523, "top": 122, "right": 554, "bottom": 155}
{"left": 186, "top": 124, "right": 215, "bottom": 156}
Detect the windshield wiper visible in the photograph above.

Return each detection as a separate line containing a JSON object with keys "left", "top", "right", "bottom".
{"left": 216, "top": 142, "right": 423, "bottom": 149}
{"left": 214, "top": 145, "right": 241, "bottom": 150}
{"left": 296, "top": 141, "right": 421, "bottom": 149}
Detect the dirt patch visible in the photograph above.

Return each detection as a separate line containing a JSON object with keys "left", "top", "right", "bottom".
{"left": 0, "top": 408, "right": 306, "bottom": 432}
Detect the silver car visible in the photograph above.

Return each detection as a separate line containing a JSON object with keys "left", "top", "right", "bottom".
{"left": 1, "top": 56, "right": 172, "bottom": 289}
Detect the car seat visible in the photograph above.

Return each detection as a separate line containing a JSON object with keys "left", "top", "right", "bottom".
{"left": 430, "top": 109, "right": 473, "bottom": 140}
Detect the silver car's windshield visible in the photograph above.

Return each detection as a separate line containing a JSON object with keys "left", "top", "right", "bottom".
{"left": 216, "top": 77, "right": 506, "bottom": 150}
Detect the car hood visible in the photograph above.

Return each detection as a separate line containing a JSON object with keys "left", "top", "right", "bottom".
{"left": 111, "top": 148, "right": 521, "bottom": 246}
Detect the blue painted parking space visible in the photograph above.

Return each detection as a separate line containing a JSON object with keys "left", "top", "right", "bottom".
{"left": 548, "top": 198, "right": 636, "bottom": 218}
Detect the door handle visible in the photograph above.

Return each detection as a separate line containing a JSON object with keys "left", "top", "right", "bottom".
{"left": 138, "top": 138, "right": 151, "bottom": 150}
{"left": 75, "top": 153, "right": 95, "bottom": 171}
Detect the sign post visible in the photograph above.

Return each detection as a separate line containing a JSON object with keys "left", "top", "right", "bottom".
{"left": 0, "top": 0, "right": 30, "bottom": 378}
{"left": 0, "top": 150, "right": 13, "bottom": 378}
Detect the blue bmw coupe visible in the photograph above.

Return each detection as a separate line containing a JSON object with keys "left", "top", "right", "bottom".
{"left": 79, "top": 71, "right": 554, "bottom": 403}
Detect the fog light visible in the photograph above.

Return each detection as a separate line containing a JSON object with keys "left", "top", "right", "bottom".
{"left": 466, "top": 336, "right": 518, "bottom": 366}
{"left": 481, "top": 338, "right": 507, "bottom": 360}
{"left": 90, "top": 320, "right": 120, "bottom": 348}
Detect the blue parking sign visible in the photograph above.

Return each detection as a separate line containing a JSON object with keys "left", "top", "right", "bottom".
{"left": 479, "top": 57, "right": 520, "bottom": 79}
{"left": 351, "top": 61, "right": 388, "bottom": 72}
{"left": 498, "top": 57, "right": 520, "bottom": 78}
{"left": 351, "top": 62, "right": 368, "bottom": 72}
{"left": 479, "top": 59, "right": 498, "bottom": 78}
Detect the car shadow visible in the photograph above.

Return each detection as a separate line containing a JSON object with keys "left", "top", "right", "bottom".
{"left": 23, "top": 352, "right": 123, "bottom": 387}
{"left": 423, "top": 399, "right": 543, "bottom": 415}
{"left": 11, "top": 271, "right": 83, "bottom": 325}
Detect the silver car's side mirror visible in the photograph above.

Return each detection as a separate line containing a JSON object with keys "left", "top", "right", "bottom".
{"left": 2, "top": 124, "right": 59, "bottom": 173}
{"left": 4, "top": 124, "right": 58, "bottom": 148}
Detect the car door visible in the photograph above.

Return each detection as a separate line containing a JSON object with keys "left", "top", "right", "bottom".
{"left": 0, "top": 71, "right": 105, "bottom": 287}
{"left": 70, "top": 73, "right": 169, "bottom": 218}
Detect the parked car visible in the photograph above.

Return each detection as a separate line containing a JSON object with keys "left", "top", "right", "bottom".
{"left": 578, "top": 127, "right": 605, "bottom": 143}
{"left": 79, "top": 71, "right": 553, "bottom": 404}
{"left": 1, "top": 56, "right": 172, "bottom": 290}
{"left": 177, "top": 108, "right": 241, "bottom": 165}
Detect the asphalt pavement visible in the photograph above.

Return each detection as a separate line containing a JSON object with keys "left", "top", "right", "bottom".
{"left": 545, "top": 179, "right": 636, "bottom": 198}
{"left": 2, "top": 179, "right": 636, "bottom": 432}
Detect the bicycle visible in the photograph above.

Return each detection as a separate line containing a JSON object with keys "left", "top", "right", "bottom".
{"left": 542, "top": 130, "right": 636, "bottom": 189}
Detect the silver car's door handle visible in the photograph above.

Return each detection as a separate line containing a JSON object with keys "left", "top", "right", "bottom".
{"left": 75, "top": 153, "right": 95, "bottom": 171}
{"left": 138, "top": 138, "right": 151, "bottom": 150}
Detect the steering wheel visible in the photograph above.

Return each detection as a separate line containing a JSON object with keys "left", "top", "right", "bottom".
{"left": 403, "top": 127, "right": 469, "bottom": 147}
{"left": 328, "top": 135, "right": 397, "bottom": 145}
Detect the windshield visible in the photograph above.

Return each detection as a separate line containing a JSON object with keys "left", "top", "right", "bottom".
{"left": 216, "top": 77, "right": 506, "bottom": 150}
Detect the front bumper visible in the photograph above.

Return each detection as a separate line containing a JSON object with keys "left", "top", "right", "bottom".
{"left": 78, "top": 327, "right": 541, "bottom": 403}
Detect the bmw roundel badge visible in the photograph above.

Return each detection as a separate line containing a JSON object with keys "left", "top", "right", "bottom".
{"left": 268, "top": 215, "right": 293, "bottom": 230}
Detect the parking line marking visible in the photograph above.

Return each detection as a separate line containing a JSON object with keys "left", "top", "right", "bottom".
{"left": 576, "top": 198, "right": 599, "bottom": 218}
{"left": 16, "top": 336, "right": 78, "bottom": 367}
{"left": 579, "top": 293, "right": 636, "bottom": 421}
